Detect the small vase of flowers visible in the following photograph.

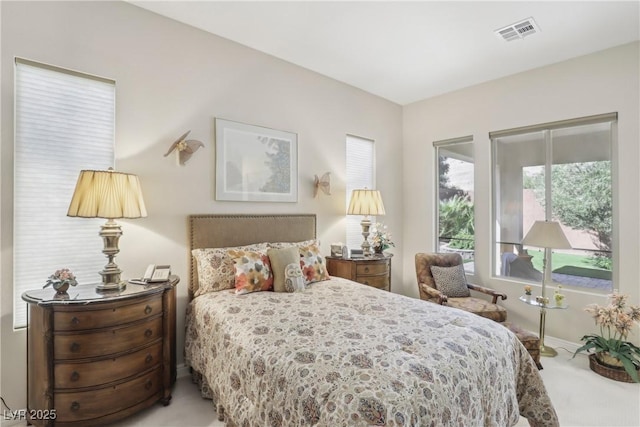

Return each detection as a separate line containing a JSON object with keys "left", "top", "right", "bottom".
{"left": 44, "top": 268, "right": 78, "bottom": 294}
{"left": 371, "top": 222, "right": 395, "bottom": 254}
{"left": 574, "top": 291, "right": 640, "bottom": 382}
{"left": 554, "top": 285, "right": 565, "bottom": 307}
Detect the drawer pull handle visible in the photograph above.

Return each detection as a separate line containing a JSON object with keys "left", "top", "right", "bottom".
{"left": 145, "top": 354, "right": 153, "bottom": 364}
{"left": 145, "top": 379, "right": 153, "bottom": 390}
{"left": 70, "top": 371, "right": 80, "bottom": 381}
{"left": 71, "top": 316, "right": 80, "bottom": 325}
{"left": 71, "top": 401, "right": 80, "bottom": 412}
{"left": 70, "top": 342, "right": 80, "bottom": 352}
{"left": 144, "top": 329, "right": 153, "bottom": 338}
{"left": 144, "top": 305, "right": 153, "bottom": 315}
{"left": 364, "top": 267, "right": 370, "bottom": 273}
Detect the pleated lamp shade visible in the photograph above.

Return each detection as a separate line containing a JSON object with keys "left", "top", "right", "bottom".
{"left": 67, "top": 169, "right": 147, "bottom": 219}
{"left": 347, "top": 189, "right": 386, "bottom": 216}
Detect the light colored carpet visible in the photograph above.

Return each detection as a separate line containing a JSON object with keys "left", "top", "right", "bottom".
{"left": 114, "top": 349, "right": 640, "bottom": 427}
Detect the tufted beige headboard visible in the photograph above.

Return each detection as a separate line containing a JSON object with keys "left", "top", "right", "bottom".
{"left": 188, "top": 214, "right": 316, "bottom": 299}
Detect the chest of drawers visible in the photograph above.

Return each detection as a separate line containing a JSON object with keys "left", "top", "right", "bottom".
{"left": 325, "top": 255, "right": 392, "bottom": 291}
{"left": 22, "top": 276, "right": 179, "bottom": 426}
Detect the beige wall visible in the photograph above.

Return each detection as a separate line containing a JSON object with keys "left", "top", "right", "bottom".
{"left": 0, "top": 1, "right": 403, "bottom": 408}
{"left": 403, "top": 42, "right": 640, "bottom": 345}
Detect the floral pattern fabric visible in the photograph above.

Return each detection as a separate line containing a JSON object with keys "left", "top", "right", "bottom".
{"left": 185, "top": 277, "right": 558, "bottom": 427}
{"left": 228, "top": 249, "right": 273, "bottom": 294}
{"left": 298, "top": 243, "right": 330, "bottom": 285}
{"left": 268, "top": 239, "right": 319, "bottom": 250}
{"left": 446, "top": 296, "right": 508, "bottom": 322}
{"left": 192, "top": 243, "right": 268, "bottom": 296}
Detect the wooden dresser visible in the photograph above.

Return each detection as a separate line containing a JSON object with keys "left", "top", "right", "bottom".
{"left": 22, "top": 276, "right": 179, "bottom": 426}
{"left": 326, "top": 254, "right": 392, "bottom": 291}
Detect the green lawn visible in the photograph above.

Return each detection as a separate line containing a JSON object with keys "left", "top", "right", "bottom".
{"left": 527, "top": 249, "right": 611, "bottom": 280}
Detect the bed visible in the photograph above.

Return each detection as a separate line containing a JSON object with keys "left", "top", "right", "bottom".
{"left": 184, "top": 214, "right": 558, "bottom": 426}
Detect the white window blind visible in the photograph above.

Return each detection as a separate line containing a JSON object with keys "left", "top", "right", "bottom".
{"left": 346, "top": 134, "right": 374, "bottom": 249}
{"left": 14, "top": 59, "right": 115, "bottom": 328}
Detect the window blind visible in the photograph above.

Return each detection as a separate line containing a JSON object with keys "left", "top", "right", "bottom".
{"left": 346, "top": 135, "right": 375, "bottom": 249}
{"left": 14, "top": 59, "right": 115, "bottom": 328}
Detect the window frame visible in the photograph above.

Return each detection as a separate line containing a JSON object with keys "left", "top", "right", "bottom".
{"left": 434, "top": 135, "right": 475, "bottom": 275}
{"left": 490, "top": 113, "right": 617, "bottom": 292}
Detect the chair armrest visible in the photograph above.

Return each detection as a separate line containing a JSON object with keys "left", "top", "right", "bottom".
{"left": 467, "top": 283, "right": 507, "bottom": 304}
{"left": 419, "top": 283, "right": 448, "bottom": 304}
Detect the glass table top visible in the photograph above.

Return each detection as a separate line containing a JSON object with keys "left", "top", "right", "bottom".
{"left": 519, "top": 294, "right": 568, "bottom": 309}
{"left": 22, "top": 276, "right": 178, "bottom": 305}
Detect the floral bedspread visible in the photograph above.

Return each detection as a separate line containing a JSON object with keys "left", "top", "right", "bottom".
{"left": 185, "top": 277, "right": 558, "bottom": 426}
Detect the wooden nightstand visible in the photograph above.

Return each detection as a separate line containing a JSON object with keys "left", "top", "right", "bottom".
{"left": 326, "top": 254, "right": 392, "bottom": 291}
{"left": 22, "top": 276, "right": 179, "bottom": 426}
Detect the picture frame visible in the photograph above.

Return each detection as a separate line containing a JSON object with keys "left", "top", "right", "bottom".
{"left": 215, "top": 118, "right": 298, "bottom": 202}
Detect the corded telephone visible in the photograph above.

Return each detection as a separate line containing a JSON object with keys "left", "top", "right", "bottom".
{"left": 129, "top": 264, "right": 171, "bottom": 285}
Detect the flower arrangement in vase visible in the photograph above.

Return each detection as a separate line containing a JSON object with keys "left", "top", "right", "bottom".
{"left": 44, "top": 268, "right": 78, "bottom": 294}
{"left": 574, "top": 291, "right": 640, "bottom": 382}
{"left": 554, "top": 285, "right": 565, "bottom": 306}
{"left": 371, "top": 222, "right": 395, "bottom": 254}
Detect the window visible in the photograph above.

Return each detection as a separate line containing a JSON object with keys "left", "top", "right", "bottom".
{"left": 435, "top": 136, "right": 475, "bottom": 274}
{"left": 14, "top": 59, "right": 115, "bottom": 328}
{"left": 491, "top": 113, "right": 615, "bottom": 291}
{"left": 346, "top": 134, "right": 374, "bottom": 249}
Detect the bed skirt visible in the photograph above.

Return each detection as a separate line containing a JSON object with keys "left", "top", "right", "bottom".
{"left": 190, "top": 368, "right": 232, "bottom": 424}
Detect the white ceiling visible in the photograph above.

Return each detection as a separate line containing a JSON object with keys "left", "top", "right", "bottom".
{"left": 129, "top": 1, "right": 640, "bottom": 105}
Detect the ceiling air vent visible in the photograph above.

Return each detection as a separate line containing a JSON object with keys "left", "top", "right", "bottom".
{"left": 495, "top": 17, "right": 540, "bottom": 42}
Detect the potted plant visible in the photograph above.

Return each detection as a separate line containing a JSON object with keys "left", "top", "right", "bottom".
{"left": 574, "top": 291, "right": 640, "bottom": 382}
{"left": 371, "top": 223, "right": 395, "bottom": 254}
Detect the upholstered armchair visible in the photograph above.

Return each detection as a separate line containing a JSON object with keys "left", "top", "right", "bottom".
{"left": 415, "top": 252, "right": 508, "bottom": 322}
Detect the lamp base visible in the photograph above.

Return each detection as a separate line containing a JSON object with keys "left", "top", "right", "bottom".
{"left": 96, "top": 280, "right": 126, "bottom": 292}
{"left": 540, "top": 344, "right": 558, "bottom": 357}
{"left": 538, "top": 295, "right": 557, "bottom": 358}
{"left": 97, "top": 218, "right": 126, "bottom": 293}
{"left": 97, "top": 266, "right": 126, "bottom": 292}
{"left": 360, "top": 217, "right": 372, "bottom": 257}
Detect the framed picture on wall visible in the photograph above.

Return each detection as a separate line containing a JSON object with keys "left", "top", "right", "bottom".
{"left": 215, "top": 118, "right": 298, "bottom": 202}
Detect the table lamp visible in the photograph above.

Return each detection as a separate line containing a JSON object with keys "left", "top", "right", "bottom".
{"left": 67, "top": 168, "right": 147, "bottom": 292}
{"left": 347, "top": 189, "right": 386, "bottom": 257}
{"left": 522, "top": 220, "right": 571, "bottom": 356}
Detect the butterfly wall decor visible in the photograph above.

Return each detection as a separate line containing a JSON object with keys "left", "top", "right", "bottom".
{"left": 164, "top": 130, "right": 204, "bottom": 165}
{"left": 313, "top": 172, "right": 331, "bottom": 197}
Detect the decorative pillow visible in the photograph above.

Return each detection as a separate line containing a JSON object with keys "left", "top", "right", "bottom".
{"left": 267, "top": 247, "right": 301, "bottom": 292}
{"left": 284, "top": 262, "right": 305, "bottom": 292}
{"left": 229, "top": 249, "right": 274, "bottom": 295}
{"left": 299, "top": 243, "right": 330, "bottom": 285}
{"left": 430, "top": 264, "right": 470, "bottom": 297}
{"left": 268, "top": 239, "right": 319, "bottom": 250}
{"left": 192, "top": 243, "right": 268, "bottom": 296}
